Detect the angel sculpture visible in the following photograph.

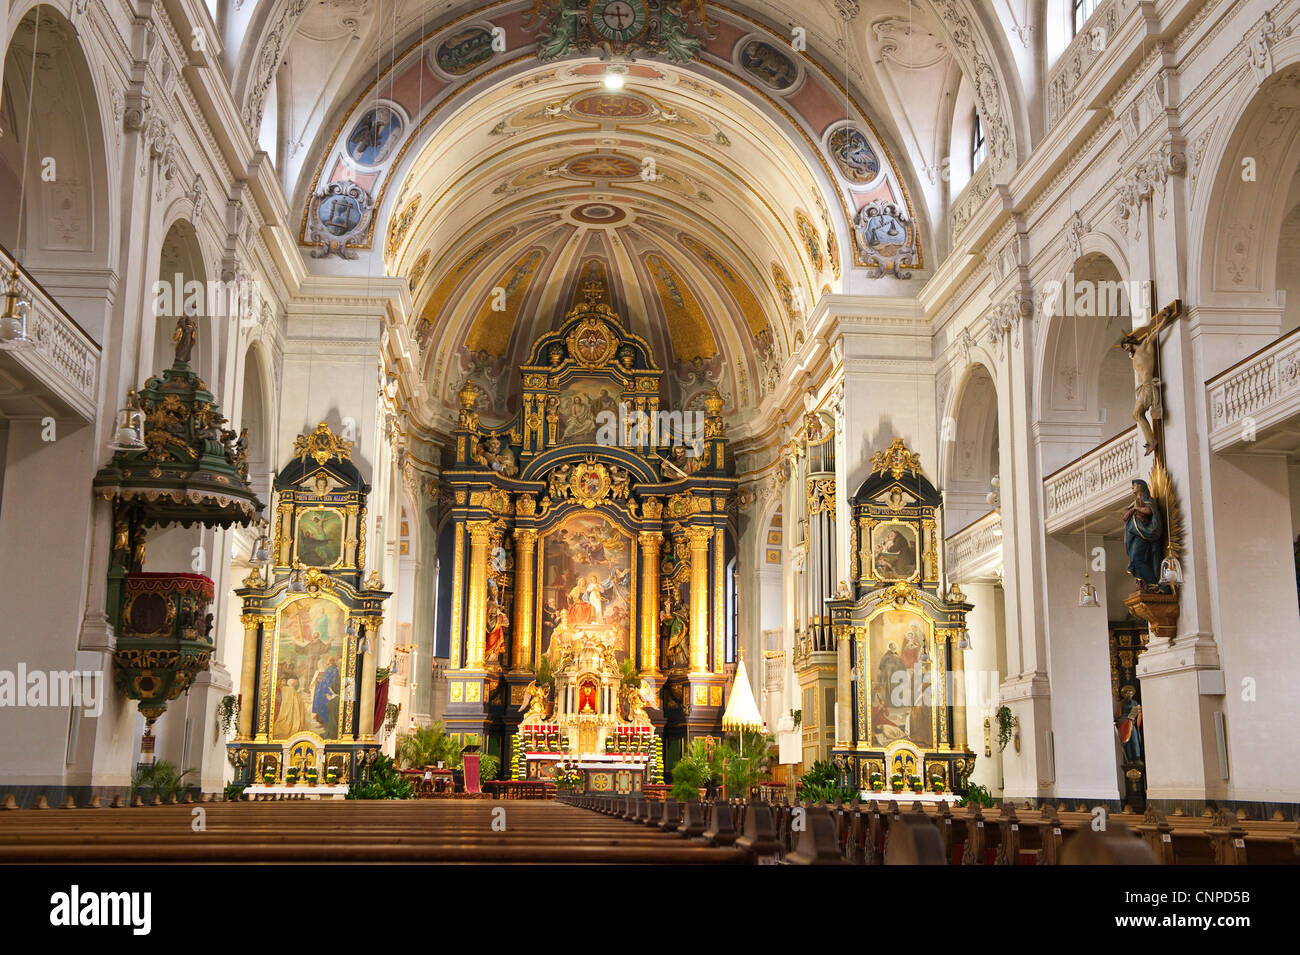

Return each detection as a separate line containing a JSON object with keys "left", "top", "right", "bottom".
{"left": 610, "top": 465, "right": 630, "bottom": 500}
{"left": 548, "top": 463, "right": 572, "bottom": 500}
{"left": 622, "top": 677, "right": 657, "bottom": 725}
{"left": 519, "top": 679, "right": 552, "bottom": 724}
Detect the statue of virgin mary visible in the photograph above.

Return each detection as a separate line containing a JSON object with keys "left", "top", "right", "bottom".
{"left": 1123, "top": 479, "right": 1165, "bottom": 591}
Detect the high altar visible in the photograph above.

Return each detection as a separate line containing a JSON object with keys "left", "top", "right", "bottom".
{"left": 441, "top": 280, "right": 737, "bottom": 788}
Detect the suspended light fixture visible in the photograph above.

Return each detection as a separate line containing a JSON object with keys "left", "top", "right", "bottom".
{"left": 1078, "top": 514, "right": 1100, "bottom": 608}
{"left": 109, "top": 389, "right": 147, "bottom": 451}
{"left": 958, "top": 630, "right": 971, "bottom": 650}
{"left": 0, "top": 271, "right": 34, "bottom": 349}
{"left": 1158, "top": 553, "right": 1184, "bottom": 587}
{"left": 1078, "top": 572, "right": 1100, "bottom": 608}
{"left": 287, "top": 568, "right": 306, "bottom": 593}
{"left": 5, "top": 12, "right": 41, "bottom": 351}
{"left": 250, "top": 532, "right": 272, "bottom": 565}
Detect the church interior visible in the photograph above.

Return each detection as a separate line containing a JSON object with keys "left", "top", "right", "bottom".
{"left": 1, "top": 0, "right": 1299, "bottom": 879}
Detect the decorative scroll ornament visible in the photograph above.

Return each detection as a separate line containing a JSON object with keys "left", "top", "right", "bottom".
{"left": 854, "top": 201, "right": 916, "bottom": 279}
{"left": 807, "top": 477, "right": 836, "bottom": 515}
{"left": 293, "top": 421, "right": 354, "bottom": 467}
{"left": 869, "top": 438, "right": 923, "bottom": 480}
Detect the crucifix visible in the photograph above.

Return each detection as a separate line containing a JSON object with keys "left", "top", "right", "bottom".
{"left": 1120, "top": 299, "right": 1182, "bottom": 457}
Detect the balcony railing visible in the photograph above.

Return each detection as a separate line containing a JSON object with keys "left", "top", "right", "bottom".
{"left": 1046, "top": 0, "right": 1122, "bottom": 132}
{"left": 945, "top": 510, "right": 1003, "bottom": 581}
{"left": 1206, "top": 327, "right": 1300, "bottom": 452}
{"left": 0, "top": 245, "right": 99, "bottom": 421}
{"left": 1043, "top": 427, "right": 1142, "bottom": 533}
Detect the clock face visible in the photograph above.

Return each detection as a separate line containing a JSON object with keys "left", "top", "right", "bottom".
{"left": 590, "top": 0, "right": 648, "bottom": 43}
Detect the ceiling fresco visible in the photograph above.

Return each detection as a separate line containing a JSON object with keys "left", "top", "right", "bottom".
{"left": 286, "top": 1, "right": 931, "bottom": 438}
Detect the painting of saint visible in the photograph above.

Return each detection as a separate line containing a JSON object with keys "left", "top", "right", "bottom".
{"left": 542, "top": 513, "right": 632, "bottom": 661}
{"left": 275, "top": 597, "right": 348, "bottom": 740}
{"left": 868, "top": 609, "right": 933, "bottom": 748}
{"left": 485, "top": 581, "right": 509, "bottom": 661}
{"left": 297, "top": 508, "right": 343, "bottom": 567}
{"left": 871, "top": 523, "right": 918, "bottom": 580}
{"left": 740, "top": 39, "right": 798, "bottom": 90}
{"left": 346, "top": 105, "right": 403, "bottom": 167}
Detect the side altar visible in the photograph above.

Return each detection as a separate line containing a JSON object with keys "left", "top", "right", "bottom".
{"left": 440, "top": 280, "right": 737, "bottom": 773}
{"left": 226, "top": 423, "right": 391, "bottom": 791}
{"left": 825, "top": 440, "right": 977, "bottom": 797}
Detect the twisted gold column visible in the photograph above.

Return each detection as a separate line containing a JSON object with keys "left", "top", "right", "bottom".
{"left": 466, "top": 520, "right": 492, "bottom": 669}
{"left": 513, "top": 528, "right": 538, "bottom": 670}
{"left": 687, "top": 526, "right": 711, "bottom": 674}
{"left": 639, "top": 532, "right": 662, "bottom": 673}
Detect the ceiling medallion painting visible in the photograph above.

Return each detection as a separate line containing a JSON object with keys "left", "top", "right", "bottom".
{"left": 525, "top": 0, "right": 714, "bottom": 64}
{"left": 572, "top": 202, "right": 628, "bottom": 224}
{"left": 563, "top": 153, "right": 644, "bottom": 180}
{"left": 569, "top": 91, "right": 656, "bottom": 121}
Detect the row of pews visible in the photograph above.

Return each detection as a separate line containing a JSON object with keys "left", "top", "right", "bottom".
{"left": 0, "top": 798, "right": 750, "bottom": 863}
{"left": 563, "top": 792, "right": 1300, "bottom": 864}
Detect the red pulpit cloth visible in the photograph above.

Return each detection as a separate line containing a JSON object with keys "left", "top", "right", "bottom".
{"left": 463, "top": 752, "right": 481, "bottom": 793}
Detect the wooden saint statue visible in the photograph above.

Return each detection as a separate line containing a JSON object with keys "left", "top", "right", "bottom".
{"left": 172, "top": 306, "right": 198, "bottom": 364}
{"left": 1119, "top": 301, "right": 1181, "bottom": 456}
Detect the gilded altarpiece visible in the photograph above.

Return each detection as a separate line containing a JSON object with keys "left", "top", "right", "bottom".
{"left": 825, "top": 440, "right": 976, "bottom": 795}
{"left": 226, "top": 423, "right": 391, "bottom": 788}
{"left": 440, "top": 283, "right": 736, "bottom": 766}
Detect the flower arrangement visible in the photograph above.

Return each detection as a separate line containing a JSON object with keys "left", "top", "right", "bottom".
{"left": 930, "top": 776, "right": 945, "bottom": 794}
{"left": 326, "top": 767, "right": 339, "bottom": 785}
{"left": 910, "top": 774, "right": 923, "bottom": 793}
{"left": 554, "top": 764, "right": 584, "bottom": 790}
{"left": 285, "top": 766, "right": 299, "bottom": 785}
{"left": 870, "top": 772, "right": 884, "bottom": 792}
{"left": 262, "top": 767, "right": 275, "bottom": 786}
{"left": 890, "top": 772, "right": 904, "bottom": 791}
{"left": 305, "top": 766, "right": 319, "bottom": 785}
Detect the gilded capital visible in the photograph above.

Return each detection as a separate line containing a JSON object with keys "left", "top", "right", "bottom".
{"left": 686, "top": 526, "right": 713, "bottom": 549}
{"left": 514, "top": 527, "right": 538, "bottom": 546}
{"left": 467, "top": 520, "right": 493, "bottom": 545}
{"left": 638, "top": 530, "right": 663, "bottom": 549}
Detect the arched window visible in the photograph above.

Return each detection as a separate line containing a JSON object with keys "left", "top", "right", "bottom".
{"left": 1073, "top": 0, "right": 1101, "bottom": 35}
{"left": 971, "top": 111, "right": 986, "bottom": 174}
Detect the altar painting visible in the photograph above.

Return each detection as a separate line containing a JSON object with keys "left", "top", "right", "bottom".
{"left": 869, "top": 521, "right": 919, "bottom": 581}
{"left": 296, "top": 508, "right": 344, "bottom": 567}
{"left": 868, "top": 609, "right": 934, "bottom": 747}
{"left": 556, "top": 376, "right": 622, "bottom": 444}
{"left": 273, "top": 597, "right": 347, "bottom": 740}
{"left": 541, "top": 513, "right": 632, "bottom": 663}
